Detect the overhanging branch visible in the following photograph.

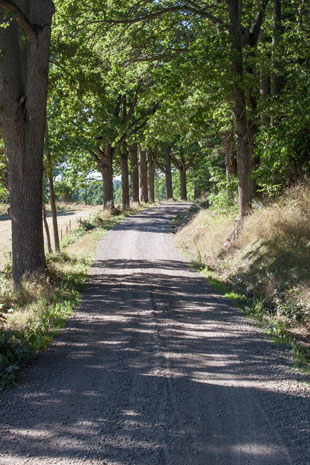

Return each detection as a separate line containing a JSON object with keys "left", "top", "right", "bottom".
{"left": 89, "top": 149, "right": 100, "bottom": 163}
{"left": 251, "top": 0, "right": 270, "bottom": 45}
{"left": 0, "top": 0, "right": 36, "bottom": 40}
{"left": 83, "top": 3, "right": 223, "bottom": 27}
{"left": 122, "top": 50, "right": 188, "bottom": 65}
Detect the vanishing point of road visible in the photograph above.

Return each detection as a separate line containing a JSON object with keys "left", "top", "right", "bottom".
{"left": 0, "top": 203, "right": 309, "bottom": 465}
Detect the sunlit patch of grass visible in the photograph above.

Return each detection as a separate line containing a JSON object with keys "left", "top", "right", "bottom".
{"left": 175, "top": 206, "right": 235, "bottom": 267}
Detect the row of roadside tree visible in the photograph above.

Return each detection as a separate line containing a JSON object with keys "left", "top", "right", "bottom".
{"left": 0, "top": 1, "right": 309, "bottom": 289}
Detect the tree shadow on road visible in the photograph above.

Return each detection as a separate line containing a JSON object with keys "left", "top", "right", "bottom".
{"left": 0, "top": 259, "right": 309, "bottom": 465}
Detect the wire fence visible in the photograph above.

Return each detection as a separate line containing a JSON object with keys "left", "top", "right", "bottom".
{"left": 0, "top": 212, "right": 94, "bottom": 270}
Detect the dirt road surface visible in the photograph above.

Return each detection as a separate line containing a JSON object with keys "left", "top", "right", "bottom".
{"left": 0, "top": 203, "right": 309, "bottom": 465}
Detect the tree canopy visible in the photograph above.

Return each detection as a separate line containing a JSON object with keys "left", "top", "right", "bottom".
{"left": 1, "top": 0, "right": 309, "bottom": 287}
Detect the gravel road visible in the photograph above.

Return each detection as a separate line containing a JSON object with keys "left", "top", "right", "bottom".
{"left": 0, "top": 203, "right": 309, "bottom": 465}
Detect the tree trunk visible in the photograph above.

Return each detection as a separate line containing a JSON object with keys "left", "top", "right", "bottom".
{"left": 42, "top": 204, "right": 52, "bottom": 254}
{"left": 233, "top": 69, "right": 252, "bottom": 218}
{"left": 228, "top": 1, "right": 252, "bottom": 218}
{"left": 92, "top": 144, "right": 115, "bottom": 211}
{"left": 165, "top": 147, "right": 173, "bottom": 200}
{"left": 96, "top": 145, "right": 115, "bottom": 210}
{"left": 130, "top": 143, "right": 139, "bottom": 203}
{"left": 46, "top": 152, "right": 60, "bottom": 253}
{"left": 139, "top": 145, "right": 148, "bottom": 203}
{"left": 148, "top": 149, "right": 156, "bottom": 203}
{"left": 179, "top": 168, "right": 187, "bottom": 201}
{"left": 0, "top": 2, "right": 55, "bottom": 290}
{"left": 120, "top": 146, "right": 130, "bottom": 210}
{"left": 103, "top": 145, "right": 114, "bottom": 210}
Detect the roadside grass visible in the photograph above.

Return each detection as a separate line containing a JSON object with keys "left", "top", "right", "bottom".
{"left": 175, "top": 182, "right": 310, "bottom": 371}
{"left": 0, "top": 202, "right": 150, "bottom": 391}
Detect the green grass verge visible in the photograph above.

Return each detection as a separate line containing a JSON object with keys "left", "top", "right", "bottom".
{"left": 0, "top": 258, "right": 86, "bottom": 391}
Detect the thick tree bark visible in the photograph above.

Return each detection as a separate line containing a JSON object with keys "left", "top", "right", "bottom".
{"left": 95, "top": 145, "right": 115, "bottom": 210}
{"left": 90, "top": 144, "right": 115, "bottom": 210}
{"left": 165, "top": 147, "right": 173, "bottom": 200}
{"left": 227, "top": 0, "right": 269, "bottom": 216}
{"left": 129, "top": 143, "right": 139, "bottom": 203}
{"left": 0, "top": 1, "right": 55, "bottom": 290}
{"left": 148, "top": 149, "right": 156, "bottom": 203}
{"left": 139, "top": 145, "right": 148, "bottom": 203}
{"left": 179, "top": 168, "right": 187, "bottom": 201}
{"left": 228, "top": 1, "right": 252, "bottom": 218}
{"left": 120, "top": 145, "right": 130, "bottom": 210}
{"left": 46, "top": 152, "right": 60, "bottom": 253}
{"left": 232, "top": 60, "right": 252, "bottom": 217}
{"left": 170, "top": 150, "right": 192, "bottom": 202}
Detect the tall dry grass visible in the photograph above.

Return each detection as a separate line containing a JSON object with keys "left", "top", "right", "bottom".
{"left": 175, "top": 209, "right": 235, "bottom": 267}
{"left": 175, "top": 181, "right": 310, "bottom": 323}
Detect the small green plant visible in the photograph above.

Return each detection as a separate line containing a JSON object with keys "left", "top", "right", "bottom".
{"left": 0, "top": 265, "right": 83, "bottom": 390}
{"left": 208, "top": 178, "right": 239, "bottom": 213}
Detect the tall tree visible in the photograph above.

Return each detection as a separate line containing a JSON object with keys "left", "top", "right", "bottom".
{"left": 0, "top": 0, "right": 55, "bottom": 290}
{"left": 171, "top": 146, "right": 197, "bottom": 201}
{"left": 88, "top": 0, "right": 270, "bottom": 217}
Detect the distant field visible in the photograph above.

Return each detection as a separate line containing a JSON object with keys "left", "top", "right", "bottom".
{"left": 0, "top": 203, "right": 102, "bottom": 269}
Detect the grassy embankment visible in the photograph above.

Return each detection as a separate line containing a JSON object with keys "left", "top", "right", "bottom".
{"left": 0, "top": 203, "right": 149, "bottom": 390}
{"left": 174, "top": 182, "right": 310, "bottom": 370}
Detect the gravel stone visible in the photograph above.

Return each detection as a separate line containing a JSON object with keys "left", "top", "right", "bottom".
{"left": 0, "top": 203, "right": 309, "bottom": 465}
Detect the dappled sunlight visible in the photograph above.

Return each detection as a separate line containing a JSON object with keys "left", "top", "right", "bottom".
{"left": 1, "top": 205, "right": 308, "bottom": 464}
{"left": 230, "top": 443, "right": 287, "bottom": 457}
